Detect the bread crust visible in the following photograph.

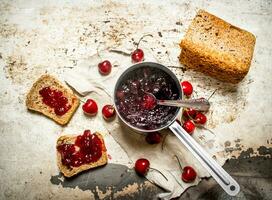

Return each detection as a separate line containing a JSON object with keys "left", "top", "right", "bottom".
{"left": 56, "top": 133, "right": 108, "bottom": 177}
{"left": 26, "top": 74, "right": 79, "bottom": 125}
{"left": 179, "top": 10, "right": 256, "bottom": 83}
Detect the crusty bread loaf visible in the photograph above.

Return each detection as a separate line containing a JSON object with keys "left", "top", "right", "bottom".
{"left": 26, "top": 74, "right": 79, "bottom": 125}
{"left": 56, "top": 133, "right": 107, "bottom": 177}
{"left": 179, "top": 10, "right": 256, "bottom": 83}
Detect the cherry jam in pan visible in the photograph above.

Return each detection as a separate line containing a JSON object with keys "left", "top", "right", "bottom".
{"left": 115, "top": 67, "right": 180, "bottom": 130}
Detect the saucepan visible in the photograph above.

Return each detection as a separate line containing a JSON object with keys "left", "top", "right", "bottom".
{"left": 113, "top": 62, "right": 240, "bottom": 196}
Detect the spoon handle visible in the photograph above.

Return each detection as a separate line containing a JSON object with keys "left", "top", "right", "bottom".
{"left": 157, "top": 98, "right": 210, "bottom": 111}
{"left": 169, "top": 121, "right": 240, "bottom": 196}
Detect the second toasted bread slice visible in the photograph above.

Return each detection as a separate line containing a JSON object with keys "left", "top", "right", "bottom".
{"left": 56, "top": 132, "right": 108, "bottom": 177}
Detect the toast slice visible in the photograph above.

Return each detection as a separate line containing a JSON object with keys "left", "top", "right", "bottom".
{"left": 56, "top": 132, "right": 107, "bottom": 177}
{"left": 179, "top": 10, "right": 256, "bottom": 83}
{"left": 26, "top": 74, "right": 79, "bottom": 125}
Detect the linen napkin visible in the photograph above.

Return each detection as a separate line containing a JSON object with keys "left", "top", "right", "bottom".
{"left": 62, "top": 49, "right": 225, "bottom": 199}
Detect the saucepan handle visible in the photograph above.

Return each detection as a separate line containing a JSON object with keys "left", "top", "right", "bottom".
{"left": 169, "top": 121, "right": 240, "bottom": 196}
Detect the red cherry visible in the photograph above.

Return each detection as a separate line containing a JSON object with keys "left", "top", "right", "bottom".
{"left": 131, "top": 49, "right": 144, "bottom": 63}
{"left": 183, "top": 108, "right": 197, "bottom": 119}
{"left": 82, "top": 99, "right": 98, "bottom": 116}
{"left": 181, "top": 81, "right": 193, "bottom": 96}
{"left": 135, "top": 158, "right": 150, "bottom": 176}
{"left": 182, "top": 120, "right": 195, "bottom": 134}
{"left": 102, "top": 105, "right": 116, "bottom": 119}
{"left": 98, "top": 60, "right": 112, "bottom": 75}
{"left": 145, "top": 132, "right": 161, "bottom": 144}
{"left": 194, "top": 113, "right": 207, "bottom": 124}
{"left": 142, "top": 93, "right": 156, "bottom": 110}
{"left": 182, "top": 166, "right": 197, "bottom": 182}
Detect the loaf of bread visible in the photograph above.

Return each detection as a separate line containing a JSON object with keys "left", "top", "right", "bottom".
{"left": 56, "top": 132, "right": 108, "bottom": 177}
{"left": 179, "top": 10, "right": 256, "bottom": 83}
{"left": 26, "top": 74, "right": 79, "bottom": 125}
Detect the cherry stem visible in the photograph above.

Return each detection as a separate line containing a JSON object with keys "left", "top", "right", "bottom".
{"left": 109, "top": 49, "right": 130, "bottom": 56}
{"left": 149, "top": 167, "right": 168, "bottom": 181}
{"left": 79, "top": 99, "right": 86, "bottom": 104}
{"left": 161, "top": 134, "right": 168, "bottom": 151}
{"left": 136, "top": 34, "right": 153, "bottom": 50}
{"left": 146, "top": 179, "right": 156, "bottom": 186}
{"left": 208, "top": 89, "right": 217, "bottom": 101}
{"left": 167, "top": 65, "right": 181, "bottom": 69}
{"left": 174, "top": 155, "right": 183, "bottom": 172}
{"left": 196, "top": 124, "right": 215, "bottom": 135}
{"left": 183, "top": 108, "right": 196, "bottom": 122}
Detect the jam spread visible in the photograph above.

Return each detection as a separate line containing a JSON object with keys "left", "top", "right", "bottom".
{"left": 115, "top": 67, "right": 179, "bottom": 130}
{"left": 57, "top": 130, "right": 103, "bottom": 168}
{"left": 39, "top": 87, "right": 71, "bottom": 116}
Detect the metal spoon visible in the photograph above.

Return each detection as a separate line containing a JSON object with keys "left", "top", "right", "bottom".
{"left": 144, "top": 92, "right": 210, "bottom": 111}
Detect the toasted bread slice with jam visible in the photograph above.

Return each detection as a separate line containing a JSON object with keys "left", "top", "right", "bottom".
{"left": 26, "top": 74, "right": 79, "bottom": 125}
{"left": 56, "top": 132, "right": 108, "bottom": 177}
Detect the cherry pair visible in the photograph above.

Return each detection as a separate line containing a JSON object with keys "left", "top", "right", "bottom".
{"left": 98, "top": 49, "right": 144, "bottom": 76}
{"left": 98, "top": 34, "right": 152, "bottom": 75}
{"left": 82, "top": 99, "right": 115, "bottom": 120}
{"left": 97, "top": 50, "right": 142, "bottom": 74}
{"left": 134, "top": 158, "right": 197, "bottom": 183}
{"left": 182, "top": 109, "right": 207, "bottom": 134}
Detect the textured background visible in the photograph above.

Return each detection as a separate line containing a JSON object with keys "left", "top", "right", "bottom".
{"left": 0, "top": 0, "right": 271, "bottom": 199}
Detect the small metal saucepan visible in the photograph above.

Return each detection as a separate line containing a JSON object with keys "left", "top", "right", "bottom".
{"left": 113, "top": 62, "right": 240, "bottom": 196}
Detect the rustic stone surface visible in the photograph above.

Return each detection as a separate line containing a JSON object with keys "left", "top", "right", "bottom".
{"left": 0, "top": 0, "right": 271, "bottom": 199}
